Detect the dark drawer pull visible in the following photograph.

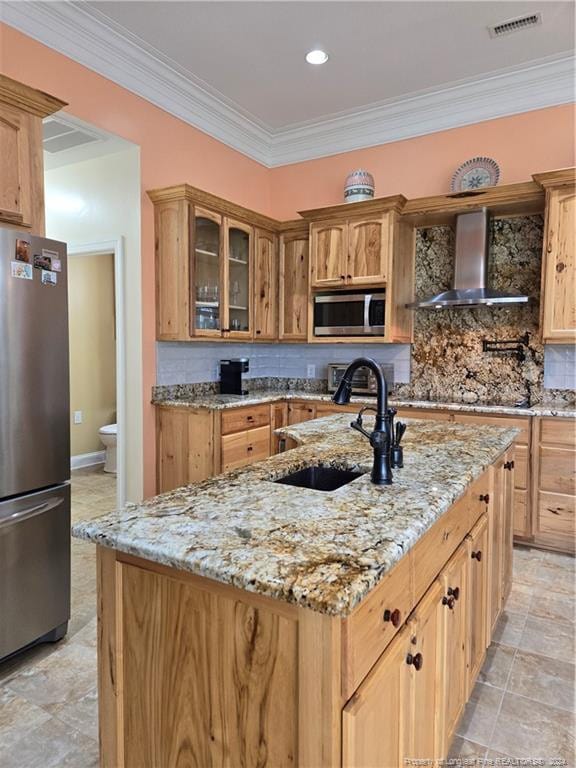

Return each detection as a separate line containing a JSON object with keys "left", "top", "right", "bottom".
{"left": 471, "top": 550, "right": 482, "bottom": 562}
{"left": 383, "top": 608, "right": 401, "bottom": 627}
{"left": 442, "top": 595, "right": 455, "bottom": 610}
{"left": 247, "top": 415, "right": 254, "bottom": 421}
{"left": 479, "top": 493, "right": 490, "bottom": 504}
{"left": 447, "top": 586, "right": 460, "bottom": 601}
{"left": 504, "top": 460, "right": 515, "bottom": 471}
{"left": 406, "top": 652, "right": 423, "bottom": 671}
{"left": 247, "top": 445, "right": 253, "bottom": 452}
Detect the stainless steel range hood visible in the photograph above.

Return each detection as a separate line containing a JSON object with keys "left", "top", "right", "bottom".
{"left": 406, "top": 208, "right": 530, "bottom": 309}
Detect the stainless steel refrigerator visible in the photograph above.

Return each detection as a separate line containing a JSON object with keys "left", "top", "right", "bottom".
{"left": 0, "top": 228, "right": 70, "bottom": 661}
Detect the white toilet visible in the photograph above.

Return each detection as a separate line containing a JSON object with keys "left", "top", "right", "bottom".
{"left": 99, "top": 423, "right": 117, "bottom": 474}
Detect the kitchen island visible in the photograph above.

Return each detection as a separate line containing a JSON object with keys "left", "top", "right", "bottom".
{"left": 73, "top": 415, "right": 518, "bottom": 768}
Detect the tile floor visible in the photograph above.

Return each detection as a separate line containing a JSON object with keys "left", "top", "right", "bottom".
{"left": 0, "top": 473, "right": 574, "bottom": 767}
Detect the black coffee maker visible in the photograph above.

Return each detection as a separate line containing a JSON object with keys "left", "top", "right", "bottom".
{"left": 219, "top": 358, "right": 249, "bottom": 395}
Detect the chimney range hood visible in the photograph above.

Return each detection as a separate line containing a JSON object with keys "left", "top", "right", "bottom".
{"left": 406, "top": 208, "right": 530, "bottom": 309}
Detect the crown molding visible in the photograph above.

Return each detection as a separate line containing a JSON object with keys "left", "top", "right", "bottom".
{"left": 2, "top": 1, "right": 574, "bottom": 168}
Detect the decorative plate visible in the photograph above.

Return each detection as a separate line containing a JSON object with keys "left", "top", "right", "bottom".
{"left": 450, "top": 157, "right": 500, "bottom": 192}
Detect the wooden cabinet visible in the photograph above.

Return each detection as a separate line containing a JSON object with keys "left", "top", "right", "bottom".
{"left": 342, "top": 624, "right": 410, "bottom": 768}
{"left": 487, "top": 450, "right": 514, "bottom": 634}
{"left": 534, "top": 170, "right": 576, "bottom": 343}
{"left": 466, "top": 514, "right": 489, "bottom": 693}
{"left": 531, "top": 416, "right": 575, "bottom": 553}
{"left": 149, "top": 185, "right": 279, "bottom": 341}
{"left": 220, "top": 404, "right": 271, "bottom": 471}
{"left": 309, "top": 220, "right": 348, "bottom": 287}
{"left": 287, "top": 401, "right": 316, "bottom": 425}
{"left": 0, "top": 75, "right": 66, "bottom": 235}
{"left": 305, "top": 201, "right": 405, "bottom": 289}
{"left": 271, "top": 401, "right": 288, "bottom": 453}
{"left": 278, "top": 223, "right": 309, "bottom": 341}
{"left": 253, "top": 228, "right": 277, "bottom": 340}
{"left": 405, "top": 580, "right": 446, "bottom": 765}
{"left": 156, "top": 406, "right": 218, "bottom": 492}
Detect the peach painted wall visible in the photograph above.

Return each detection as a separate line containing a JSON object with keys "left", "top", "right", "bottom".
{"left": 0, "top": 23, "right": 272, "bottom": 499}
{"left": 1, "top": 22, "right": 574, "bottom": 497}
{"left": 270, "top": 104, "right": 576, "bottom": 219}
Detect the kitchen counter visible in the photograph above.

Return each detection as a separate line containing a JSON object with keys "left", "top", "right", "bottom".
{"left": 152, "top": 388, "right": 576, "bottom": 418}
{"left": 73, "top": 414, "right": 518, "bottom": 617}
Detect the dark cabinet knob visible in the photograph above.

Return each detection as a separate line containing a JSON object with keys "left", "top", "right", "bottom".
{"left": 442, "top": 595, "right": 455, "bottom": 610}
{"left": 406, "top": 652, "right": 423, "bottom": 671}
{"left": 471, "top": 550, "right": 482, "bottom": 561}
{"left": 504, "top": 460, "right": 515, "bottom": 471}
{"left": 222, "top": 328, "right": 230, "bottom": 333}
{"left": 247, "top": 445, "right": 253, "bottom": 452}
{"left": 479, "top": 493, "right": 490, "bottom": 504}
{"left": 383, "top": 608, "right": 401, "bottom": 627}
{"left": 255, "top": 330, "right": 261, "bottom": 335}
{"left": 347, "top": 274, "right": 352, "bottom": 280}
{"left": 447, "top": 586, "right": 460, "bottom": 601}
{"left": 340, "top": 275, "right": 346, "bottom": 281}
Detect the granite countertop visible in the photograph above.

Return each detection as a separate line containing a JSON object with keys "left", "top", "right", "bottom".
{"left": 73, "top": 414, "right": 519, "bottom": 617}
{"left": 153, "top": 388, "right": 576, "bottom": 419}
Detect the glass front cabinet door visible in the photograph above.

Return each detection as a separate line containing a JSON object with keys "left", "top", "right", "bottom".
{"left": 191, "top": 209, "right": 253, "bottom": 339}
{"left": 224, "top": 218, "right": 253, "bottom": 339}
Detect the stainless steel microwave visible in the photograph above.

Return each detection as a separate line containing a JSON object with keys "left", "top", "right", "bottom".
{"left": 313, "top": 291, "right": 385, "bottom": 337}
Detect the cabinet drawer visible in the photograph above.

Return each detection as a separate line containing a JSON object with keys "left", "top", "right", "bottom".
{"left": 221, "top": 425, "right": 271, "bottom": 470}
{"left": 221, "top": 405, "right": 270, "bottom": 435}
{"left": 514, "top": 445, "right": 528, "bottom": 490}
{"left": 539, "top": 446, "right": 576, "bottom": 495}
{"left": 514, "top": 490, "right": 529, "bottom": 538}
{"left": 453, "top": 413, "right": 530, "bottom": 446}
{"left": 342, "top": 552, "right": 412, "bottom": 700}
{"left": 395, "top": 408, "right": 453, "bottom": 422}
{"left": 537, "top": 491, "right": 575, "bottom": 537}
{"left": 540, "top": 418, "right": 576, "bottom": 448}
{"left": 468, "top": 475, "right": 491, "bottom": 528}
{"left": 411, "top": 492, "right": 472, "bottom": 604}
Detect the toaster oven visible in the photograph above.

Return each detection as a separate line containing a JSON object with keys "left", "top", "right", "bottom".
{"left": 327, "top": 363, "right": 395, "bottom": 396}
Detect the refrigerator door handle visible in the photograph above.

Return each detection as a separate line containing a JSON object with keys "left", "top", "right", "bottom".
{"left": 0, "top": 497, "right": 64, "bottom": 529}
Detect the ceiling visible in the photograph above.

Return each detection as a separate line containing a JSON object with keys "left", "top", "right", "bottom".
{"left": 3, "top": 1, "right": 574, "bottom": 166}
{"left": 87, "top": 0, "right": 575, "bottom": 130}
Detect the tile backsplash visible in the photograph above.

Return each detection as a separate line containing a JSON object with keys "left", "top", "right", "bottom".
{"left": 156, "top": 341, "right": 411, "bottom": 386}
{"left": 544, "top": 345, "right": 576, "bottom": 391}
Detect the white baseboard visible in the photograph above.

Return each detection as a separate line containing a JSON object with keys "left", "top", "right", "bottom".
{"left": 71, "top": 451, "right": 106, "bottom": 470}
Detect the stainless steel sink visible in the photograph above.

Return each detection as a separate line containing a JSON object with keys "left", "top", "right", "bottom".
{"left": 273, "top": 466, "right": 364, "bottom": 492}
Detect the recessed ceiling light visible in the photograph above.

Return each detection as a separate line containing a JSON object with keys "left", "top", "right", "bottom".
{"left": 305, "top": 49, "right": 329, "bottom": 65}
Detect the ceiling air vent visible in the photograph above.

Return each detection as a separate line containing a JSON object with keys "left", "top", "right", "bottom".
{"left": 489, "top": 12, "right": 542, "bottom": 38}
{"left": 43, "top": 117, "right": 102, "bottom": 154}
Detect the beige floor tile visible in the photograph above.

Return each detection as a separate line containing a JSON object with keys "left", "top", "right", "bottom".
{"left": 503, "top": 581, "right": 534, "bottom": 614}
{"left": 0, "top": 715, "right": 98, "bottom": 768}
{"left": 507, "top": 649, "right": 575, "bottom": 712}
{"left": 455, "top": 682, "right": 504, "bottom": 748}
{"left": 528, "top": 588, "right": 576, "bottom": 624}
{"left": 0, "top": 688, "right": 52, "bottom": 752}
{"left": 447, "top": 735, "right": 487, "bottom": 760}
{"left": 489, "top": 691, "right": 575, "bottom": 762}
{"left": 52, "top": 686, "right": 99, "bottom": 741}
{"left": 477, "top": 643, "right": 516, "bottom": 690}
{"left": 491, "top": 609, "right": 527, "bottom": 647}
{"left": 518, "top": 614, "right": 575, "bottom": 662}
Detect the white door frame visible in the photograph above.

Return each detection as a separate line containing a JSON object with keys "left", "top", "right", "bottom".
{"left": 68, "top": 238, "right": 126, "bottom": 509}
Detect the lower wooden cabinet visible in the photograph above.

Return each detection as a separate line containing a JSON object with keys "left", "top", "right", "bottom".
{"left": 221, "top": 425, "right": 270, "bottom": 471}
{"left": 466, "top": 514, "right": 489, "bottom": 692}
{"left": 287, "top": 401, "right": 317, "bottom": 424}
{"left": 532, "top": 416, "right": 575, "bottom": 553}
{"left": 156, "top": 406, "right": 218, "bottom": 492}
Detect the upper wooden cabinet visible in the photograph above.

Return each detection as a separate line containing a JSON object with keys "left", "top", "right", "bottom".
{"left": 253, "top": 228, "right": 277, "bottom": 340}
{"left": 534, "top": 169, "right": 576, "bottom": 343}
{"left": 302, "top": 196, "right": 405, "bottom": 288}
{"left": 148, "top": 185, "right": 278, "bottom": 341}
{"left": 0, "top": 75, "right": 66, "bottom": 235}
{"left": 278, "top": 221, "right": 309, "bottom": 341}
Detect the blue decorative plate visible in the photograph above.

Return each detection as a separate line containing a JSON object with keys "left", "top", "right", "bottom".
{"left": 451, "top": 157, "right": 500, "bottom": 192}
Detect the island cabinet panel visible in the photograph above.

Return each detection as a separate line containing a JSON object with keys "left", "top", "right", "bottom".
{"left": 278, "top": 227, "right": 309, "bottom": 341}
{"left": 405, "top": 580, "right": 447, "bottom": 765}
{"left": 531, "top": 417, "right": 576, "bottom": 553}
{"left": 156, "top": 407, "right": 217, "bottom": 493}
{"left": 342, "top": 625, "right": 411, "bottom": 768}
{"left": 487, "top": 450, "right": 514, "bottom": 634}
{"left": 341, "top": 550, "right": 413, "bottom": 700}
{"left": 253, "top": 229, "right": 278, "bottom": 340}
{"left": 466, "top": 514, "right": 489, "bottom": 694}
{"left": 439, "top": 544, "right": 468, "bottom": 749}
{"left": 119, "top": 561, "right": 299, "bottom": 768}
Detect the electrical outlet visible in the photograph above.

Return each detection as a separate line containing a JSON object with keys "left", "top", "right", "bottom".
{"left": 306, "top": 364, "right": 316, "bottom": 378}
{"left": 73, "top": 410, "right": 83, "bottom": 425}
